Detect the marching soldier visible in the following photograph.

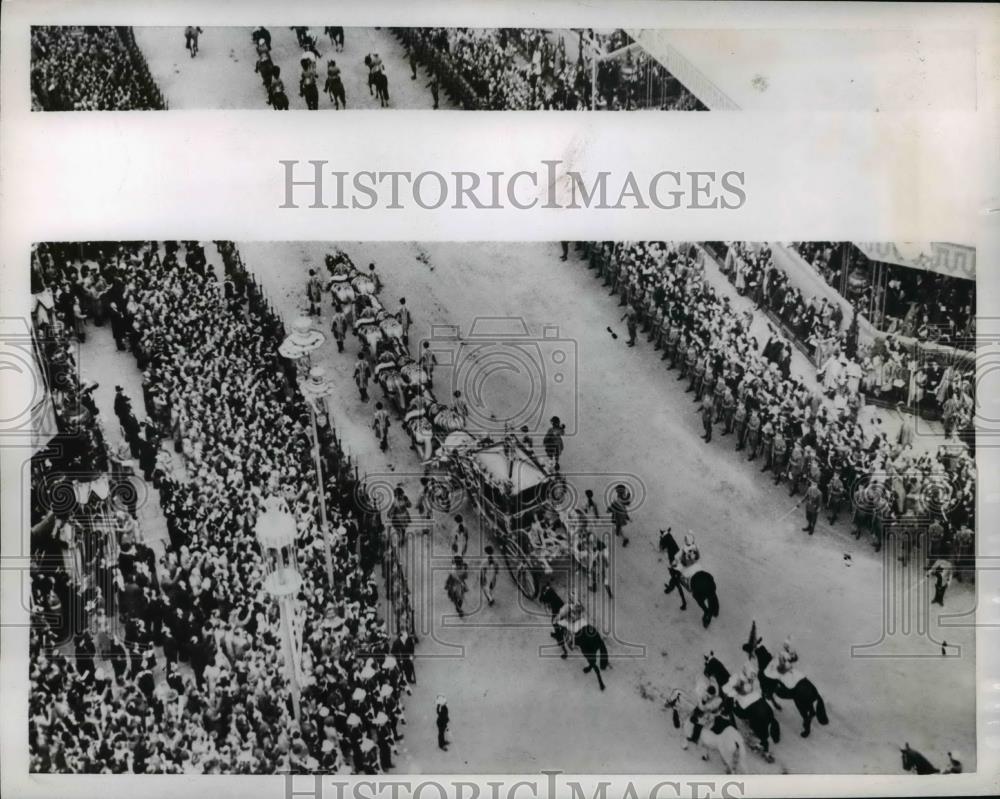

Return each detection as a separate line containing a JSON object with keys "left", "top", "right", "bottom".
{"left": 330, "top": 306, "right": 348, "bottom": 353}
{"left": 396, "top": 298, "right": 412, "bottom": 347}
{"left": 372, "top": 402, "right": 391, "bottom": 451}
{"left": 354, "top": 352, "right": 372, "bottom": 401}
{"left": 419, "top": 341, "right": 438, "bottom": 387}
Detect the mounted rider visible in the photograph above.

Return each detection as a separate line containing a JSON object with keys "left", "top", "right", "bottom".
{"left": 683, "top": 675, "right": 726, "bottom": 748}
{"left": 552, "top": 589, "right": 587, "bottom": 658}
{"left": 723, "top": 660, "right": 763, "bottom": 711}
{"left": 764, "top": 636, "right": 803, "bottom": 690}
{"left": 669, "top": 532, "right": 702, "bottom": 590}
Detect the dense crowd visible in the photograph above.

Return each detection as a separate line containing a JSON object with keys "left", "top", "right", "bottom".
{"left": 29, "top": 242, "right": 412, "bottom": 774}
{"left": 587, "top": 242, "right": 975, "bottom": 573}
{"left": 717, "top": 242, "right": 977, "bottom": 426}
{"left": 791, "top": 242, "right": 976, "bottom": 350}
{"left": 31, "top": 26, "right": 166, "bottom": 111}
{"left": 397, "top": 27, "right": 704, "bottom": 111}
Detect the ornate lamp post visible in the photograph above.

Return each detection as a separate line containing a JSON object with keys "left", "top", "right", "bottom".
{"left": 279, "top": 315, "right": 326, "bottom": 365}
{"left": 299, "top": 365, "right": 336, "bottom": 587}
{"left": 255, "top": 495, "right": 304, "bottom": 724}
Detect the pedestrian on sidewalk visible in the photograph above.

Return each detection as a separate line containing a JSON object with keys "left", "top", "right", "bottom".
{"left": 481, "top": 545, "right": 499, "bottom": 605}
{"left": 330, "top": 306, "right": 348, "bottom": 352}
{"left": 435, "top": 696, "right": 449, "bottom": 750}
{"left": 372, "top": 402, "right": 391, "bottom": 451}
{"left": 354, "top": 352, "right": 372, "bottom": 401}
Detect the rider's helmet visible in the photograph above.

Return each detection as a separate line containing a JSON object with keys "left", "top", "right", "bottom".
{"left": 781, "top": 636, "right": 799, "bottom": 663}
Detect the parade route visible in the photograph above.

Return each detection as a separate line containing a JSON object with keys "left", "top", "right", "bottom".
{"left": 229, "top": 241, "right": 976, "bottom": 774}
{"left": 135, "top": 26, "right": 449, "bottom": 110}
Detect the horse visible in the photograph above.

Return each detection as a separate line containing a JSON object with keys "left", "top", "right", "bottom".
{"left": 664, "top": 567, "right": 720, "bottom": 628}
{"left": 364, "top": 55, "right": 390, "bottom": 107}
{"left": 703, "top": 654, "right": 780, "bottom": 762}
{"left": 573, "top": 624, "right": 610, "bottom": 691}
{"left": 749, "top": 643, "right": 828, "bottom": 738}
{"left": 660, "top": 529, "right": 719, "bottom": 628}
{"left": 666, "top": 690, "right": 743, "bottom": 774}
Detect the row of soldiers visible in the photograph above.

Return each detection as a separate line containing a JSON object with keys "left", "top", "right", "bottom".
{"left": 584, "top": 241, "right": 975, "bottom": 555}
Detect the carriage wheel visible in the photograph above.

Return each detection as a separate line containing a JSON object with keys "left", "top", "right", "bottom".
{"left": 514, "top": 562, "right": 539, "bottom": 600}
{"left": 501, "top": 542, "right": 539, "bottom": 600}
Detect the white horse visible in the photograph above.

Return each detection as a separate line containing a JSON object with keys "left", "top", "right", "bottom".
{"left": 668, "top": 689, "right": 744, "bottom": 774}
{"left": 682, "top": 716, "right": 744, "bottom": 774}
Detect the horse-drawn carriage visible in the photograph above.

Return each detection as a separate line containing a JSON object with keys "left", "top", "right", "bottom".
{"left": 436, "top": 429, "right": 570, "bottom": 600}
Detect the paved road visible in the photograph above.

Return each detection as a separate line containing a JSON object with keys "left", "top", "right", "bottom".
{"left": 135, "top": 26, "right": 450, "bottom": 110}
{"left": 237, "top": 240, "right": 975, "bottom": 775}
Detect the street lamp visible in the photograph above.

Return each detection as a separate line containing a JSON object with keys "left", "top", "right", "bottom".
{"left": 299, "top": 365, "right": 336, "bottom": 587}
{"left": 279, "top": 315, "right": 326, "bottom": 364}
{"left": 278, "top": 316, "right": 336, "bottom": 587}
{"left": 255, "top": 496, "right": 304, "bottom": 724}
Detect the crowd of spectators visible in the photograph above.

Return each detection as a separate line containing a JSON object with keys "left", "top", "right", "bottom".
{"left": 791, "top": 242, "right": 977, "bottom": 350}
{"left": 31, "top": 26, "right": 167, "bottom": 111}
{"left": 29, "top": 242, "right": 412, "bottom": 774}
{"left": 396, "top": 27, "right": 704, "bottom": 111}
{"left": 585, "top": 241, "right": 975, "bottom": 573}
{"left": 714, "top": 242, "right": 977, "bottom": 427}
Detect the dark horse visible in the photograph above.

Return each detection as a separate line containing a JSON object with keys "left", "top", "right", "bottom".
{"left": 747, "top": 643, "right": 828, "bottom": 738}
{"left": 365, "top": 56, "right": 390, "bottom": 107}
{"left": 900, "top": 743, "right": 940, "bottom": 774}
{"left": 703, "top": 654, "right": 780, "bottom": 761}
{"left": 660, "top": 529, "right": 720, "bottom": 628}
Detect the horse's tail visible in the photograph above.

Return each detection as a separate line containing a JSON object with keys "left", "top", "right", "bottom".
{"left": 730, "top": 735, "right": 742, "bottom": 774}
{"left": 770, "top": 715, "right": 781, "bottom": 743}
{"left": 814, "top": 689, "right": 829, "bottom": 726}
{"left": 599, "top": 637, "right": 609, "bottom": 671}
{"left": 706, "top": 581, "right": 720, "bottom": 619}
